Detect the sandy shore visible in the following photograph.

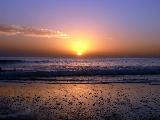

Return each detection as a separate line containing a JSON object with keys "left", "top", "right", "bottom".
{"left": 0, "top": 83, "right": 160, "bottom": 120}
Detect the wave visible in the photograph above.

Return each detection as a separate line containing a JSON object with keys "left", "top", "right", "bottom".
{"left": 0, "top": 66, "right": 160, "bottom": 79}
{"left": 0, "top": 60, "right": 24, "bottom": 64}
{"left": 0, "top": 57, "right": 160, "bottom": 83}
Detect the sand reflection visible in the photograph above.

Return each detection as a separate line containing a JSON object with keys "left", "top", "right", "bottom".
{"left": 0, "top": 83, "right": 160, "bottom": 120}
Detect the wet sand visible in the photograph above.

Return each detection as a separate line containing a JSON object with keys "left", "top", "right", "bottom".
{"left": 0, "top": 83, "right": 160, "bottom": 120}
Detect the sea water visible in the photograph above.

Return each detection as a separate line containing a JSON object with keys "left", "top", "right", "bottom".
{"left": 0, "top": 57, "right": 160, "bottom": 84}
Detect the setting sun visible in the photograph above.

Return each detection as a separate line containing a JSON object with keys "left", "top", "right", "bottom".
{"left": 77, "top": 52, "right": 82, "bottom": 56}
{"left": 70, "top": 38, "right": 90, "bottom": 56}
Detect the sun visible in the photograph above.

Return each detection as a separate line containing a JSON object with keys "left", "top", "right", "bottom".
{"left": 77, "top": 52, "right": 82, "bottom": 56}
{"left": 68, "top": 35, "right": 92, "bottom": 56}
{"left": 71, "top": 39, "right": 89, "bottom": 56}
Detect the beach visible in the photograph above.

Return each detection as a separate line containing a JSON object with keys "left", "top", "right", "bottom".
{"left": 0, "top": 0, "right": 160, "bottom": 119}
{"left": 0, "top": 82, "right": 160, "bottom": 120}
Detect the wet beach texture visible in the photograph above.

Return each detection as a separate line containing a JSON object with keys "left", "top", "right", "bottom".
{"left": 0, "top": 83, "right": 160, "bottom": 120}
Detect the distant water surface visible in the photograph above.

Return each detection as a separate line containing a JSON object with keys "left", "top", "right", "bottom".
{"left": 0, "top": 57, "right": 160, "bottom": 84}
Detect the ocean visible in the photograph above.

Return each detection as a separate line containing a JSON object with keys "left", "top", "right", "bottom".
{"left": 0, "top": 57, "right": 160, "bottom": 84}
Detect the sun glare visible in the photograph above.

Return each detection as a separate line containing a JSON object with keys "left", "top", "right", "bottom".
{"left": 71, "top": 39, "right": 89, "bottom": 56}
{"left": 77, "top": 52, "right": 82, "bottom": 56}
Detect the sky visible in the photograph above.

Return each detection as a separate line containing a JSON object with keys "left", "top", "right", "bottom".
{"left": 0, "top": 0, "right": 160, "bottom": 57}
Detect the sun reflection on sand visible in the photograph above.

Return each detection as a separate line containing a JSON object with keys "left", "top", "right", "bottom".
{"left": 0, "top": 83, "right": 160, "bottom": 120}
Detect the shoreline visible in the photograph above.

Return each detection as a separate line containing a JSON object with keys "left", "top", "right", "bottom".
{"left": 0, "top": 77, "right": 160, "bottom": 85}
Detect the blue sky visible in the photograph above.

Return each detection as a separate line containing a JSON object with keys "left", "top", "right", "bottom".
{"left": 1, "top": 0, "right": 159, "bottom": 31}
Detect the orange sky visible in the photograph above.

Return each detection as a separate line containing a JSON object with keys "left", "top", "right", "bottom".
{"left": 0, "top": 27, "right": 160, "bottom": 57}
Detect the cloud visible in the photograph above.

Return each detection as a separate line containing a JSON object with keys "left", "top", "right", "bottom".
{"left": 0, "top": 24, "right": 71, "bottom": 39}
